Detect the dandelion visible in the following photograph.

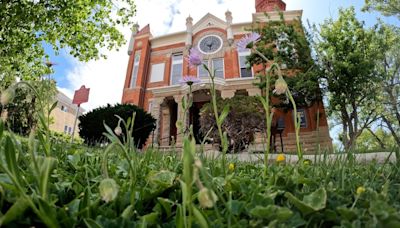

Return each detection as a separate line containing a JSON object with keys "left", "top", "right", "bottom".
{"left": 99, "top": 178, "right": 119, "bottom": 203}
{"left": 356, "top": 186, "right": 366, "bottom": 195}
{"left": 187, "top": 48, "right": 203, "bottom": 68}
{"left": 276, "top": 154, "right": 285, "bottom": 162}
{"left": 236, "top": 32, "right": 261, "bottom": 52}
{"left": 179, "top": 75, "right": 201, "bottom": 86}
{"left": 273, "top": 76, "right": 288, "bottom": 95}
{"left": 198, "top": 188, "right": 218, "bottom": 208}
{"left": 228, "top": 163, "right": 235, "bottom": 172}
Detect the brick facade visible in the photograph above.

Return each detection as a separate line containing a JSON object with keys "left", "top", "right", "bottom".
{"left": 122, "top": 0, "right": 333, "bottom": 153}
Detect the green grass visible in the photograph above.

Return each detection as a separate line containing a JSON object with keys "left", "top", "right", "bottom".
{"left": 0, "top": 127, "right": 400, "bottom": 227}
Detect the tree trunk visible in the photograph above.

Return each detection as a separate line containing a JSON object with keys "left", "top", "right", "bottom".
{"left": 381, "top": 115, "right": 400, "bottom": 147}
{"left": 366, "top": 128, "right": 386, "bottom": 149}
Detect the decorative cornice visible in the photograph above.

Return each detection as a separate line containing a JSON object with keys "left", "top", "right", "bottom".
{"left": 148, "top": 77, "right": 258, "bottom": 98}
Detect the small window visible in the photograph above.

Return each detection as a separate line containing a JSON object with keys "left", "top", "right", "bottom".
{"left": 198, "top": 60, "right": 208, "bottom": 78}
{"left": 68, "top": 127, "right": 72, "bottom": 134}
{"left": 198, "top": 59, "right": 224, "bottom": 79}
{"left": 170, "top": 54, "right": 183, "bottom": 85}
{"left": 238, "top": 51, "right": 253, "bottom": 78}
{"left": 150, "top": 63, "right": 165, "bottom": 83}
{"left": 130, "top": 51, "right": 141, "bottom": 88}
{"left": 64, "top": 125, "right": 68, "bottom": 133}
{"left": 213, "top": 58, "right": 224, "bottom": 78}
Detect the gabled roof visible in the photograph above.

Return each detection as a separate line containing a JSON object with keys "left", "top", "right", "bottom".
{"left": 192, "top": 13, "right": 227, "bottom": 34}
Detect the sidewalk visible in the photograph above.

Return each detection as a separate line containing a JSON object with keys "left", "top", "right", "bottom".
{"left": 203, "top": 150, "right": 398, "bottom": 164}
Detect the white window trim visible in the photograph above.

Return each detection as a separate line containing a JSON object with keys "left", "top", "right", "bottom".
{"left": 213, "top": 58, "right": 225, "bottom": 79}
{"left": 130, "top": 51, "right": 141, "bottom": 88}
{"left": 150, "top": 63, "right": 165, "bottom": 83}
{"left": 238, "top": 50, "right": 254, "bottom": 78}
{"left": 170, "top": 54, "right": 183, "bottom": 85}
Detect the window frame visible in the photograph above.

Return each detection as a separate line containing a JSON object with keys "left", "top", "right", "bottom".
{"left": 130, "top": 51, "right": 141, "bottom": 88}
{"left": 170, "top": 53, "right": 183, "bottom": 85}
{"left": 149, "top": 63, "right": 165, "bottom": 83}
{"left": 197, "top": 58, "right": 225, "bottom": 79}
{"left": 238, "top": 50, "right": 254, "bottom": 78}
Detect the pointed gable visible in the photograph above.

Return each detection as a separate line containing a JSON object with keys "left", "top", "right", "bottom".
{"left": 192, "top": 13, "right": 227, "bottom": 35}
{"left": 135, "top": 24, "right": 151, "bottom": 37}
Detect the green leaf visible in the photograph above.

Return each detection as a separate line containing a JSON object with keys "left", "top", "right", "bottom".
{"left": 0, "top": 197, "right": 29, "bottom": 226}
{"left": 141, "top": 212, "right": 159, "bottom": 226}
{"left": 192, "top": 206, "right": 209, "bottom": 228}
{"left": 84, "top": 218, "right": 103, "bottom": 228}
{"left": 37, "top": 197, "right": 60, "bottom": 228}
{"left": 284, "top": 188, "right": 327, "bottom": 215}
{"left": 0, "top": 119, "right": 4, "bottom": 139}
{"left": 175, "top": 205, "right": 184, "bottom": 228}
{"left": 49, "top": 101, "right": 58, "bottom": 113}
{"left": 120, "top": 205, "right": 133, "bottom": 219}
{"left": 38, "top": 157, "right": 57, "bottom": 199}
{"left": 4, "top": 136, "right": 20, "bottom": 184}
{"left": 250, "top": 205, "right": 293, "bottom": 221}
{"left": 157, "top": 197, "right": 174, "bottom": 218}
{"left": 337, "top": 206, "right": 357, "bottom": 221}
{"left": 217, "top": 105, "right": 230, "bottom": 125}
{"left": 147, "top": 170, "right": 176, "bottom": 189}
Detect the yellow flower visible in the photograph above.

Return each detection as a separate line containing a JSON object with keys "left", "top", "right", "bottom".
{"left": 276, "top": 154, "right": 285, "bottom": 162}
{"left": 228, "top": 163, "right": 235, "bottom": 172}
{"left": 356, "top": 186, "right": 366, "bottom": 195}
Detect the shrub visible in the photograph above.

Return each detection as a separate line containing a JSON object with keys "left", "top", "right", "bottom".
{"left": 200, "top": 95, "right": 265, "bottom": 152}
{"left": 78, "top": 104, "right": 156, "bottom": 148}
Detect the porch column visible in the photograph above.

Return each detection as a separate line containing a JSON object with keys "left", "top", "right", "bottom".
{"left": 149, "top": 97, "right": 164, "bottom": 147}
{"left": 221, "top": 90, "right": 235, "bottom": 99}
{"left": 173, "top": 94, "right": 185, "bottom": 146}
{"left": 247, "top": 88, "right": 261, "bottom": 96}
{"left": 160, "top": 103, "right": 171, "bottom": 146}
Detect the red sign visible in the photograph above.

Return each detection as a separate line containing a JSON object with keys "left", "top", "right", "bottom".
{"left": 72, "top": 86, "right": 90, "bottom": 106}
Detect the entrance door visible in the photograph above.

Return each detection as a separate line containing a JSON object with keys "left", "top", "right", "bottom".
{"left": 190, "top": 102, "right": 206, "bottom": 144}
{"left": 169, "top": 102, "right": 177, "bottom": 145}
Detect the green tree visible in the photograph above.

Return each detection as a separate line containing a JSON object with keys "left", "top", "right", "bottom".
{"left": 78, "top": 104, "right": 156, "bottom": 148}
{"left": 356, "top": 128, "right": 397, "bottom": 151}
{"left": 312, "top": 8, "right": 382, "bottom": 150}
{"left": 200, "top": 95, "right": 265, "bottom": 153}
{"left": 373, "top": 24, "right": 400, "bottom": 146}
{"left": 364, "top": 0, "right": 400, "bottom": 18}
{"left": 0, "top": 0, "right": 136, "bottom": 80}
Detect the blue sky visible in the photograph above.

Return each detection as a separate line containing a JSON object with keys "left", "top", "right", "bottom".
{"left": 48, "top": 0, "right": 398, "bottom": 113}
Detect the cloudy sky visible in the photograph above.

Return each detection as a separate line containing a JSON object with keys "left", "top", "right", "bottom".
{"left": 49, "top": 0, "right": 396, "bottom": 112}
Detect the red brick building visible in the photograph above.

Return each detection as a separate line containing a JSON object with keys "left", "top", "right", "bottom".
{"left": 122, "top": 0, "right": 332, "bottom": 152}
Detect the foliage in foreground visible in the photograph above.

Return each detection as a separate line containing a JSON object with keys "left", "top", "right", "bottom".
{"left": 0, "top": 0, "right": 136, "bottom": 81}
{"left": 1, "top": 118, "right": 400, "bottom": 227}
{"left": 78, "top": 104, "right": 156, "bottom": 148}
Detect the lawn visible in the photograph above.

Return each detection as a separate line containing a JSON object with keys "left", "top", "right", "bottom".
{"left": 0, "top": 123, "right": 399, "bottom": 227}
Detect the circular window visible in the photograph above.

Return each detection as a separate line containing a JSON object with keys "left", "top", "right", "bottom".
{"left": 198, "top": 35, "right": 223, "bottom": 54}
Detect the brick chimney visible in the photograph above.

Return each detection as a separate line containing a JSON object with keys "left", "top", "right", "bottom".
{"left": 255, "top": 0, "right": 286, "bottom": 12}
